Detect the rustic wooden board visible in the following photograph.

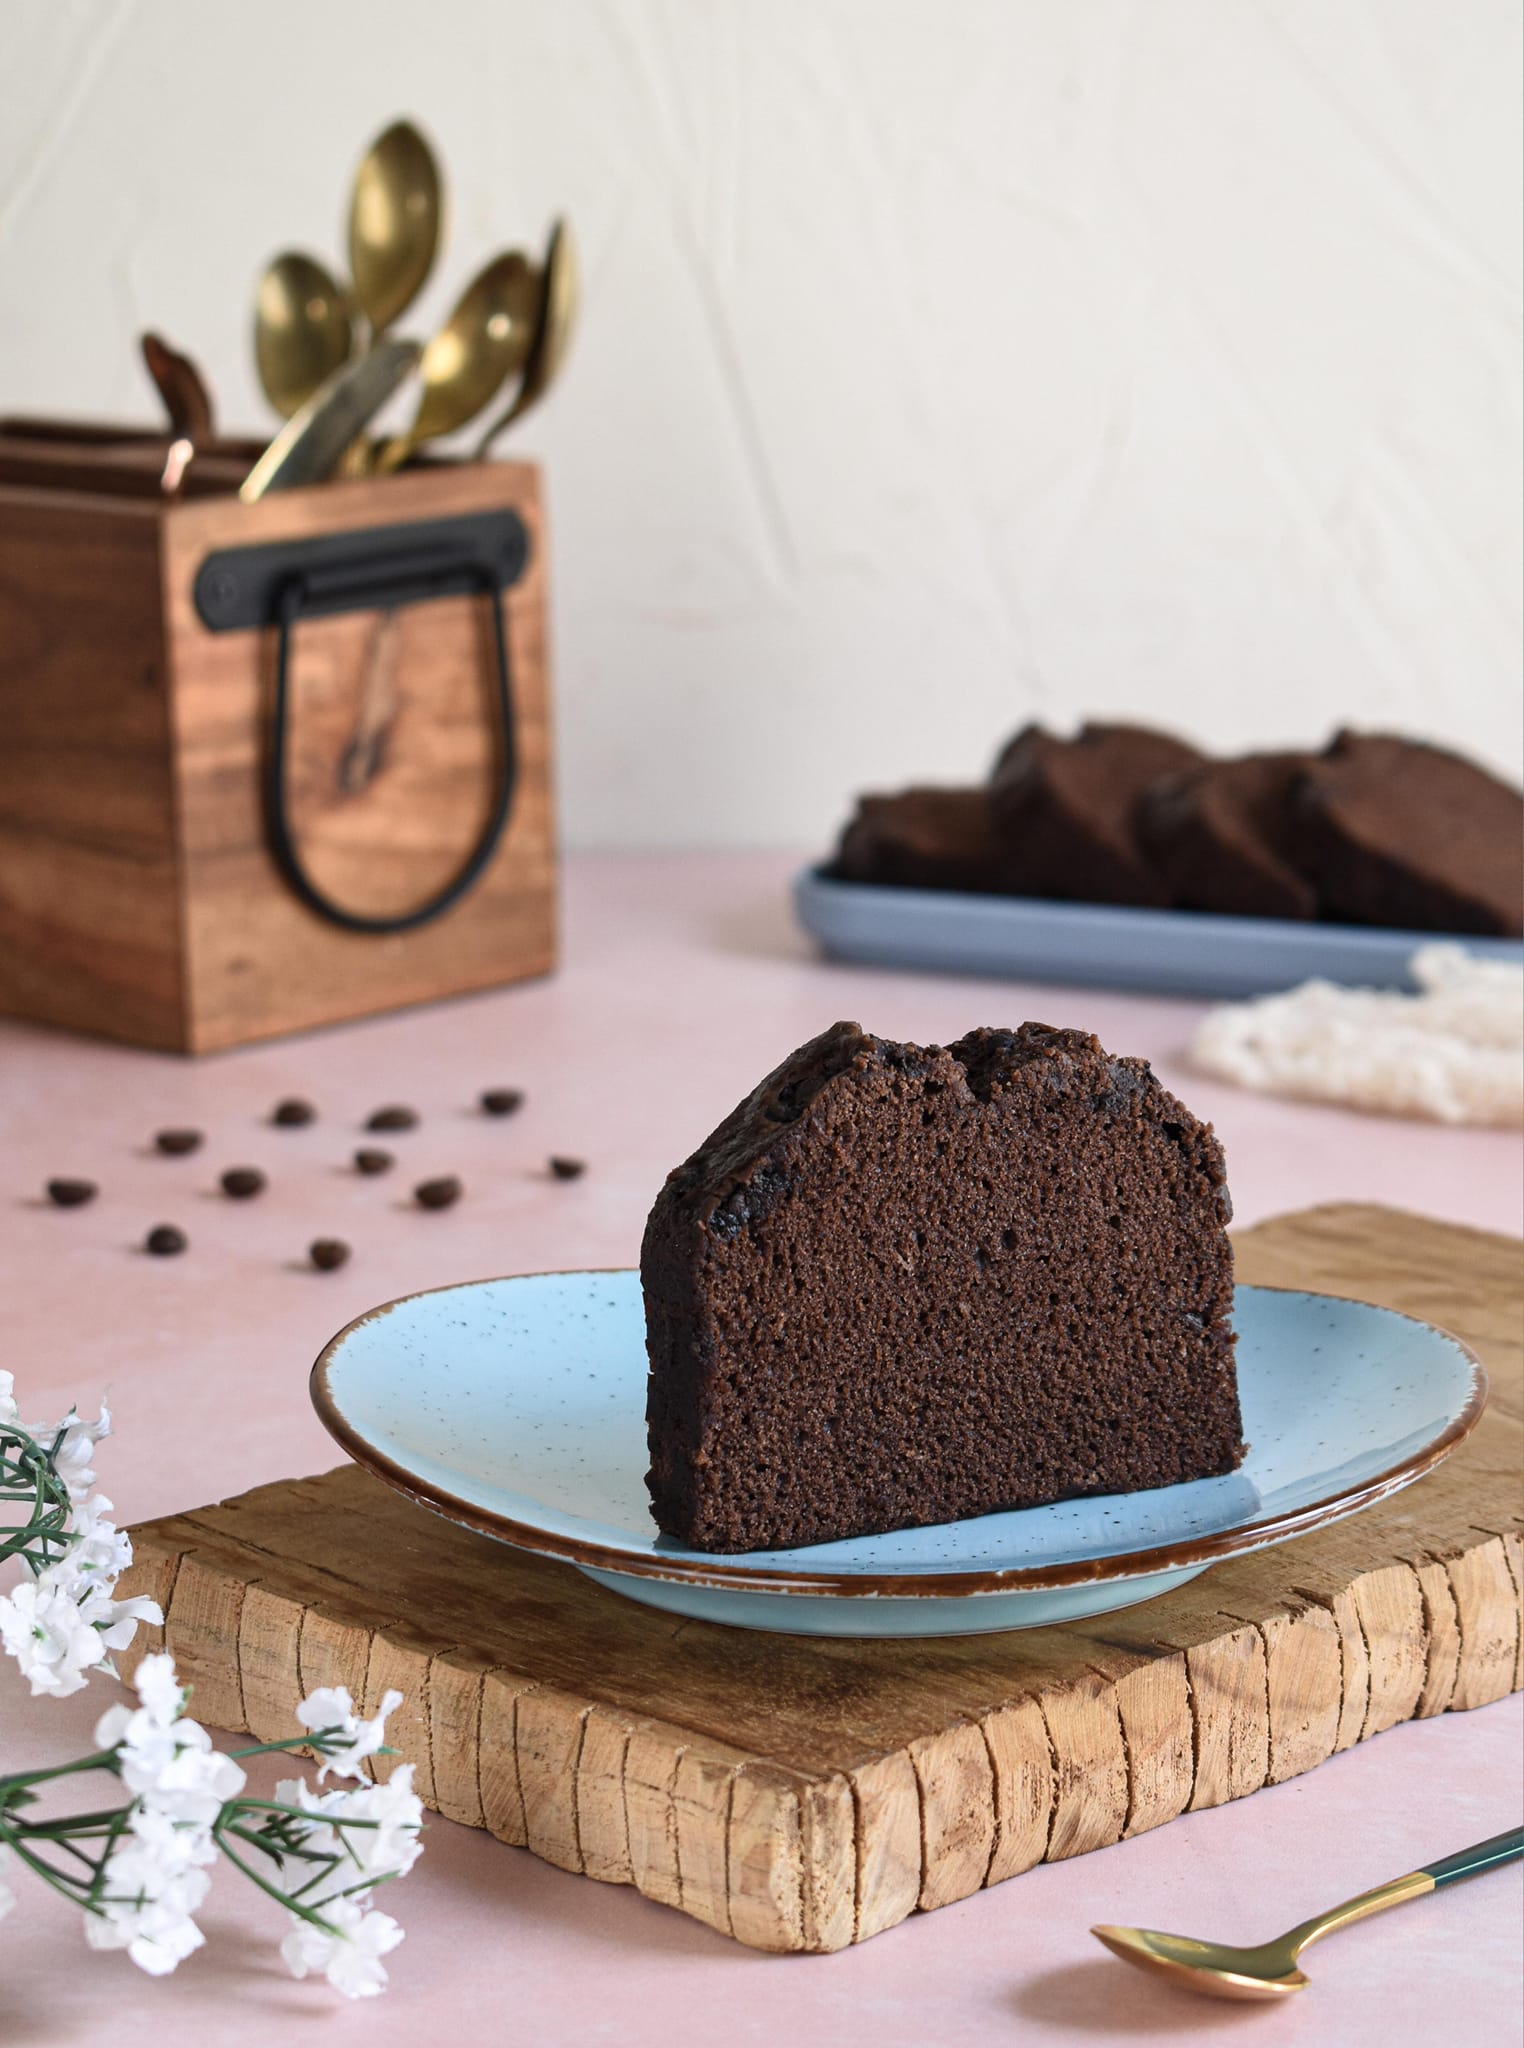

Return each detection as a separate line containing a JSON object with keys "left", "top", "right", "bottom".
{"left": 118, "top": 1204, "right": 1523, "bottom": 1951}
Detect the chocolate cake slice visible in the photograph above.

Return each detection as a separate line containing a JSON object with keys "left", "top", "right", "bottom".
{"left": 830, "top": 786, "right": 1000, "bottom": 894}
{"left": 988, "top": 722, "right": 1206, "bottom": 906}
{"left": 1293, "top": 732, "right": 1523, "bottom": 937}
{"left": 1139, "top": 753, "right": 1321, "bottom": 921}
{"left": 643, "top": 1021, "right": 1242, "bottom": 1553}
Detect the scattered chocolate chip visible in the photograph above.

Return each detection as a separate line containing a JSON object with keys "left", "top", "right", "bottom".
{"left": 549, "top": 1156, "right": 586, "bottom": 1181}
{"left": 366, "top": 1105, "right": 418, "bottom": 1132}
{"left": 272, "top": 1098, "right": 316, "bottom": 1127}
{"left": 46, "top": 1178, "right": 97, "bottom": 1209}
{"left": 145, "top": 1224, "right": 187, "bottom": 1256}
{"left": 220, "top": 1167, "right": 267, "bottom": 1199}
{"left": 354, "top": 1148, "right": 394, "bottom": 1176}
{"left": 480, "top": 1088, "right": 525, "bottom": 1117}
{"left": 414, "top": 1175, "right": 463, "bottom": 1211}
{"left": 309, "top": 1238, "right": 351, "bottom": 1272}
{"left": 155, "top": 1128, "right": 203, "bottom": 1157}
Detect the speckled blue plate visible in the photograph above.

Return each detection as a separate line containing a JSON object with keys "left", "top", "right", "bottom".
{"left": 794, "top": 866, "right": 1524, "bottom": 999}
{"left": 311, "top": 1275, "right": 1484, "bottom": 1638}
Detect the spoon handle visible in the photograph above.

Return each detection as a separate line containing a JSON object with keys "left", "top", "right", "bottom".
{"left": 1290, "top": 1826, "right": 1523, "bottom": 1956}
{"left": 1423, "top": 1826, "right": 1524, "bottom": 1888}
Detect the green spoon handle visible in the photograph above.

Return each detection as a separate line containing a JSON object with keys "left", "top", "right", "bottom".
{"left": 1423, "top": 1827, "right": 1524, "bottom": 1888}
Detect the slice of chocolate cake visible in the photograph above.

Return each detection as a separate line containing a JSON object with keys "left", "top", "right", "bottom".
{"left": 643, "top": 1022, "right": 1243, "bottom": 1553}
{"left": 988, "top": 722, "right": 1206, "bottom": 906}
{"left": 830, "top": 787, "right": 1000, "bottom": 894}
{"left": 1293, "top": 732, "right": 1523, "bottom": 936}
{"left": 1139, "top": 753, "right": 1321, "bottom": 921}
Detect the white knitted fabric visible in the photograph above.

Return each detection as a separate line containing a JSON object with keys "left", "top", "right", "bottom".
{"left": 1190, "top": 946, "right": 1524, "bottom": 1128}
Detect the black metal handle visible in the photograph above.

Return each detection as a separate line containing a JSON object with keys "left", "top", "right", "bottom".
{"left": 266, "top": 552, "right": 516, "bottom": 934}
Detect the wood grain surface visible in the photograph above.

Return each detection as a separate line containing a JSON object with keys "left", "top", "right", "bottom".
{"left": 117, "top": 1204, "right": 1524, "bottom": 1952}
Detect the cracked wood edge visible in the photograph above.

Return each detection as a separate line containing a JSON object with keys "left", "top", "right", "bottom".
{"left": 116, "top": 1511, "right": 1519, "bottom": 1953}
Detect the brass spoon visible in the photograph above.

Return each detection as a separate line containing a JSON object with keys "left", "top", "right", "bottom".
{"left": 472, "top": 217, "right": 579, "bottom": 455}
{"left": 348, "top": 118, "right": 443, "bottom": 338}
{"left": 1092, "top": 1827, "right": 1522, "bottom": 2002}
{"left": 240, "top": 339, "right": 420, "bottom": 502}
{"left": 372, "top": 251, "right": 539, "bottom": 474}
{"left": 255, "top": 252, "right": 354, "bottom": 419}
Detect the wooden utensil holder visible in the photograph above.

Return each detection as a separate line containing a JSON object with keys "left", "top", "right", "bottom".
{"left": 0, "top": 422, "right": 556, "bottom": 1052}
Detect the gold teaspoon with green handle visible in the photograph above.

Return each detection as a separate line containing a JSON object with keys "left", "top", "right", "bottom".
{"left": 1093, "top": 1826, "right": 1523, "bottom": 2001}
{"left": 348, "top": 118, "right": 443, "bottom": 338}
{"left": 372, "top": 251, "right": 539, "bottom": 474}
{"left": 254, "top": 252, "right": 354, "bottom": 420}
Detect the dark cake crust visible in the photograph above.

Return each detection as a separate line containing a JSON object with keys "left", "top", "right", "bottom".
{"left": 1292, "top": 732, "right": 1523, "bottom": 937}
{"left": 988, "top": 722, "right": 1204, "bottom": 907}
{"left": 642, "top": 1022, "right": 1243, "bottom": 1553}
{"left": 1139, "top": 753, "right": 1321, "bottom": 921}
{"left": 831, "top": 787, "right": 1000, "bottom": 894}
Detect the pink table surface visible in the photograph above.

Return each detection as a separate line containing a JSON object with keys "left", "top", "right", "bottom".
{"left": 1, "top": 850, "right": 1520, "bottom": 2047}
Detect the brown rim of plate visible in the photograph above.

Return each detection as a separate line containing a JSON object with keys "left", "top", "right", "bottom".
{"left": 308, "top": 1271, "right": 1490, "bottom": 1601}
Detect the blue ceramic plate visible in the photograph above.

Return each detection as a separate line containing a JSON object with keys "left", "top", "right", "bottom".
{"left": 311, "top": 1273, "right": 1484, "bottom": 1638}
{"left": 793, "top": 866, "right": 1524, "bottom": 1000}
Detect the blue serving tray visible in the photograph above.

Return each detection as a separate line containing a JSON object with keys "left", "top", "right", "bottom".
{"left": 793, "top": 867, "right": 1524, "bottom": 1002}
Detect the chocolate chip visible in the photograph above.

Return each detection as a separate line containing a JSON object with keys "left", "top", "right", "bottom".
{"left": 354, "top": 1148, "right": 394, "bottom": 1176}
{"left": 155, "top": 1128, "right": 203, "bottom": 1157}
{"left": 414, "top": 1175, "right": 462, "bottom": 1210}
{"left": 46, "top": 1178, "right": 97, "bottom": 1208}
{"left": 309, "top": 1238, "right": 351, "bottom": 1272}
{"left": 272, "top": 1098, "right": 316, "bottom": 1127}
{"left": 549, "top": 1156, "right": 586, "bottom": 1181}
{"left": 220, "top": 1167, "right": 266, "bottom": 1199}
{"left": 366, "top": 1106, "right": 418, "bottom": 1132}
{"left": 145, "top": 1224, "right": 187, "bottom": 1256}
{"left": 480, "top": 1088, "right": 525, "bottom": 1117}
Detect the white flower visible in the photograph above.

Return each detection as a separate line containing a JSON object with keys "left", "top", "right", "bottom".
{"left": 336, "top": 1765, "right": 424, "bottom": 1884}
{"left": 0, "top": 1481, "right": 158, "bottom": 1694}
{"left": 38, "top": 1403, "right": 112, "bottom": 1504}
{"left": 86, "top": 1840, "right": 211, "bottom": 1977}
{"left": 69, "top": 1495, "right": 133, "bottom": 1589}
{"left": 271, "top": 1765, "right": 424, "bottom": 1896}
{"left": 296, "top": 1685, "right": 403, "bottom": 1781}
{"left": 0, "top": 1571, "right": 110, "bottom": 1697}
{"left": 0, "top": 1370, "right": 17, "bottom": 1429}
{"left": 79, "top": 1658, "right": 244, "bottom": 1978}
{"left": 133, "top": 1652, "right": 187, "bottom": 1725}
{"left": 96, "top": 1654, "right": 244, "bottom": 1822}
{"left": 0, "top": 1845, "right": 14, "bottom": 1924}
{"left": 281, "top": 1895, "right": 404, "bottom": 1999}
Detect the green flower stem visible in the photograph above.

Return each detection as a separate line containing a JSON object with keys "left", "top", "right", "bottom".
{"left": 10, "top": 1807, "right": 133, "bottom": 1837}
{"left": 0, "top": 1748, "right": 120, "bottom": 1798}
{"left": 0, "top": 1825, "right": 99, "bottom": 1902}
{"left": 213, "top": 1829, "right": 349, "bottom": 1937}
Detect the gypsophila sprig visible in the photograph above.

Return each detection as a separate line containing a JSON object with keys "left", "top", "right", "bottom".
{"left": 0, "top": 1371, "right": 161, "bottom": 1696}
{"left": 0, "top": 1376, "right": 423, "bottom": 1997}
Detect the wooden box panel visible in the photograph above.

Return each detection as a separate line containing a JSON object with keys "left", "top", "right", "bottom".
{"left": 0, "top": 490, "right": 184, "bottom": 1045}
{"left": 118, "top": 1205, "right": 1524, "bottom": 1952}
{"left": 0, "top": 456, "right": 556, "bottom": 1053}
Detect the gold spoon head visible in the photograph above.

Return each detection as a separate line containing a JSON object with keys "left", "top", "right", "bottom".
{"left": 255, "top": 252, "right": 354, "bottom": 419}
{"left": 1091, "top": 1924, "right": 1309, "bottom": 2002}
{"left": 411, "top": 250, "right": 540, "bottom": 446}
{"left": 348, "top": 118, "right": 443, "bottom": 336}
{"left": 470, "top": 217, "right": 580, "bottom": 457}
{"left": 523, "top": 215, "right": 580, "bottom": 405}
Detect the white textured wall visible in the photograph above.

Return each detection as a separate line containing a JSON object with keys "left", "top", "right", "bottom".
{"left": 3, "top": 0, "right": 1520, "bottom": 849}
